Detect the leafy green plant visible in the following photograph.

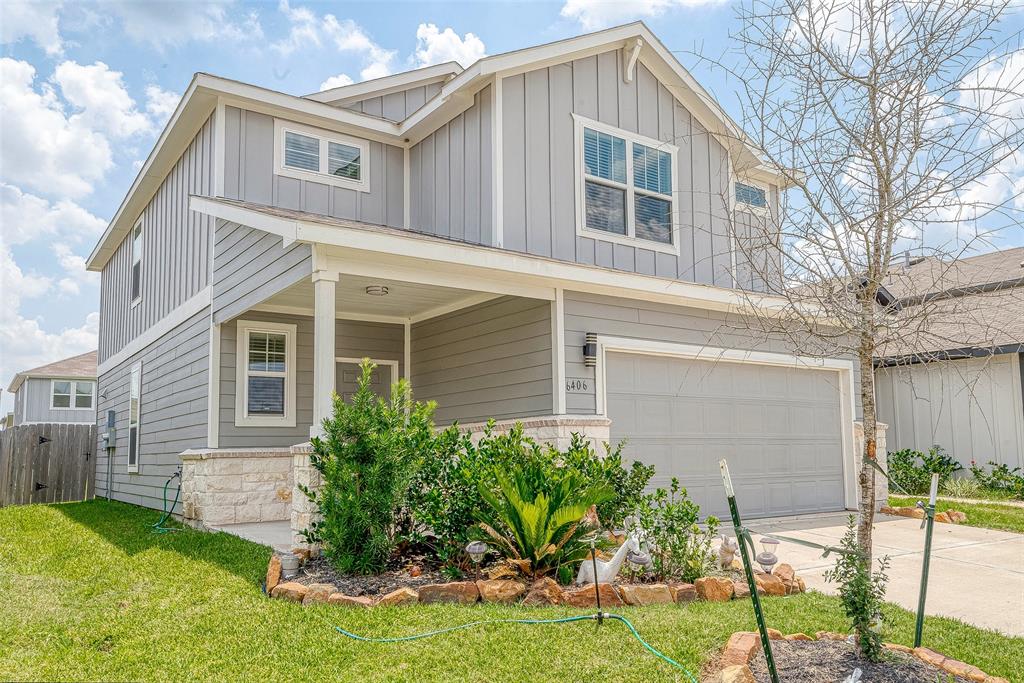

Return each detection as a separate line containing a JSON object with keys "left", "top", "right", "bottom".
{"left": 473, "top": 461, "right": 614, "bottom": 579}
{"left": 969, "top": 460, "right": 1024, "bottom": 499}
{"left": 562, "top": 435, "right": 655, "bottom": 529}
{"left": 300, "top": 360, "right": 435, "bottom": 575}
{"left": 888, "top": 446, "right": 962, "bottom": 495}
{"left": 823, "top": 516, "right": 891, "bottom": 662}
{"left": 940, "top": 476, "right": 981, "bottom": 499}
{"left": 635, "top": 478, "right": 719, "bottom": 583}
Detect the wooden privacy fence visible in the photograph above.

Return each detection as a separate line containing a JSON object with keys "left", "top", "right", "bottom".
{"left": 0, "top": 423, "right": 96, "bottom": 507}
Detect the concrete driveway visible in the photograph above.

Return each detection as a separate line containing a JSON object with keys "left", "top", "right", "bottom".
{"left": 743, "top": 512, "right": 1024, "bottom": 636}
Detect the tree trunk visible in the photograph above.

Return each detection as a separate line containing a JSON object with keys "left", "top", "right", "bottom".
{"left": 857, "top": 344, "right": 877, "bottom": 562}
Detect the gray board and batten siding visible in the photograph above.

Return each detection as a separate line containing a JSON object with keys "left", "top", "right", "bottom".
{"left": 217, "top": 313, "right": 405, "bottom": 448}
{"left": 339, "top": 81, "right": 444, "bottom": 122}
{"left": 411, "top": 296, "right": 553, "bottom": 425}
{"left": 99, "top": 114, "right": 216, "bottom": 363}
{"left": 409, "top": 85, "right": 494, "bottom": 246}
{"left": 15, "top": 378, "right": 95, "bottom": 425}
{"left": 222, "top": 106, "right": 405, "bottom": 229}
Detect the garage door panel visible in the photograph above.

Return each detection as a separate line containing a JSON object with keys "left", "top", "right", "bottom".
{"left": 608, "top": 352, "right": 845, "bottom": 519}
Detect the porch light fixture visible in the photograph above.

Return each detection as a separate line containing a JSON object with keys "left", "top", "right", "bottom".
{"left": 465, "top": 540, "right": 488, "bottom": 581}
{"left": 756, "top": 537, "right": 780, "bottom": 574}
{"left": 583, "top": 332, "right": 598, "bottom": 367}
{"left": 364, "top": 285, "right": 389, "bottom": 296}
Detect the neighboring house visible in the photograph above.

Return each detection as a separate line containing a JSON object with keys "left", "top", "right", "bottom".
{"left": 875, "top": 248, "right": 1024, "bottom": 469}
{"left": 5, "top": 352, "right": 98, "bottom": 426}
{"left": 86, "top": 22, "right": 866, "bottom": 536}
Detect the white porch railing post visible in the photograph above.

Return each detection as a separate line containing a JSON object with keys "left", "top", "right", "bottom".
{"left": 312, "top": 270, "right": 338, "bottom": 438}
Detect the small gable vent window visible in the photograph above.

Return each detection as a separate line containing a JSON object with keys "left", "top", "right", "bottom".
{"left": 735, "top": 182, "right": 767, "bottom": 209}
{"left": 275, "top": 120, "right": 369, "bottom": 192}
{"left": 575, "top": 115, "right": 678, "bottom": 254}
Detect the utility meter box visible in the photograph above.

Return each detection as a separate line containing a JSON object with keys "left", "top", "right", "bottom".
{"left": 103, "top": 410, "right": 116, "bottom": 448}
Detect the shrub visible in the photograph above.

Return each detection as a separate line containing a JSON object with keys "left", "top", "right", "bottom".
{"left": 940, "top": 476, "right": 981, "bottom": 499}
{"left": 474, "top": 461, "right": 614, "bottom": 580}
{"left": 634, "top": 478, "right": 719, "bottom": 583}
{"left": 300, "top": 360, "right": 435, "bottom": 575}
{"left": 823, "top": 516, "right": 891, "bottom": 662}
{"left": 562, "top": 434, "right": 655, "bottom": 529}
{"left": 887, "top": 446, "right": 961, "bottom": 495}
{"left": 969, "top": 461, "right": 1024, "bottom": 499}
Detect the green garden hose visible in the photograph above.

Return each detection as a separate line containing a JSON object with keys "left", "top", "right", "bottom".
{"left": 151, "top": 471, "right": 181, "bottom": 534}
{"left": 332, "top": 612, "right": 699, "bottom": 682}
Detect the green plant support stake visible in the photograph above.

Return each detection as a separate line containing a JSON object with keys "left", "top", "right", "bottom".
{"left": 720, "top": 459, "right": 778, "bottom": 683}
{"left": 914, "top": 473, "right": 939, "bottom": 648}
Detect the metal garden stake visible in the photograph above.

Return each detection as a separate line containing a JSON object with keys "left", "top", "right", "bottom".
{"left": 720, "top": 459, "right": 779, "bottom": 683}
{"left": 914, "top": 473, "right": 939, "bottom": 648}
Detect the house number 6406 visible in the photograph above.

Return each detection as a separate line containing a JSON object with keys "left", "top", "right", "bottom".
{"left": 565, "top": 378, "right": 589, "bottom": 393}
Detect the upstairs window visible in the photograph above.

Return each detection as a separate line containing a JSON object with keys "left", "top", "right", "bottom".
{"left": 275, "top": 120, "right": 369, "bottom": 192}
{"left": 735, "top": 181, "right": 768, "bottom": 209}
{"left": 130, "top": 222, "right": 143, "bottom": 303}
{"left": 51, "top": 380, "right": 94, "bottom": 410}
{"left": 576, "top": 116, "right": 678, "bottom": 252}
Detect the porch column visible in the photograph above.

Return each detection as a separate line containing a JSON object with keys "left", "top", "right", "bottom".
{"left": 312, "top": 270, "right": 338, "bottom": 438}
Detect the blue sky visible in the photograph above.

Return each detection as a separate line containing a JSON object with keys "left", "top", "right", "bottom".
{"left": 1, "top": 0, "right": 1022, "bottom": 413}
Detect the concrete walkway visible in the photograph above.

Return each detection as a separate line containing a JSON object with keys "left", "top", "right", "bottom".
{"left": 743, "top": 512, "right": 1024, "bottom": 637}
{"left": 210, "top": 520, "right": 293, "bottom": 553}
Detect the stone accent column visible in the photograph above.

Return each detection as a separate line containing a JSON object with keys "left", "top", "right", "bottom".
{"left": 179, "top": 448, "right": 293, "bottom": 527}
{"left": 457, "top": 415, "right": 612, "bottom": 453}
{"left": 290, "top": 441, "right": 321, "bottom": 549}
{"left": 854, "top": 421, "right": 889, "bottom": 508}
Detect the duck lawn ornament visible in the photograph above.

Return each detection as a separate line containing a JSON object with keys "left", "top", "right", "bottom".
{"left": 718, "top": 535, "right": 739, "bottom": 569}
{"left": 575, "top": 516, "right": 648, "bottom": 585}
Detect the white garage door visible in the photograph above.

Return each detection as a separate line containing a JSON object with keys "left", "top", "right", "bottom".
{"left": 607, "top": 352, "right": 846, "bottom": 520}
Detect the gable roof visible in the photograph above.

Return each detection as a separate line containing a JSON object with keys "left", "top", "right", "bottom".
{"left": 86, "top": 21, "right": 781, "bottom": 273}
{"left": 7, "top": 351, "right": 97, "bottom": 394}
{"left": 883, "top": 247, "right": 1024, "bottom": 301}
{"left": 305, "top": 61, "right": 462, "bottom": 105}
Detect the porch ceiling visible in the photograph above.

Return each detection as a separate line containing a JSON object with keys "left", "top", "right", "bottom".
{"left": 258, "top": 273, "right": 489, "bottom": 321}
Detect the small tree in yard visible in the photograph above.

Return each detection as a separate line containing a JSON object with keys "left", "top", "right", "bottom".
{"left": 824, "top": 517, "right": 891, "bottom": 661}
{"left": 714, "top": 0, "right": 1024, "bottom": 559}
{"left": 300, "top": 359, "right": 435, "bottom": 575}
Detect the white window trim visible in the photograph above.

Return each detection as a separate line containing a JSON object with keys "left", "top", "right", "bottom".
{"left": 273, "top": 119, "right": 370, "bottom": 193}
{"left": 235, "top": 319, "right": 297, "bottom": 428}
{"left": 130, "top": 220, "right": 143, "bottom": 307}
{"left": 128, "top": 362, "right": 142, "bottom": 473}
{"left": 733, "top": 177, "right": 770, "bottom": 216}
{"left": 49, "top": 379, "right": 95, "bottom": 411}
{"left": 572, "top": 114, "right": 680, "bottom": 256}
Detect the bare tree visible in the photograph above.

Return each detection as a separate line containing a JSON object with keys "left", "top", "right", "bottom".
{"left": 716, "top": 0, "right": 1024, "bottom": 555}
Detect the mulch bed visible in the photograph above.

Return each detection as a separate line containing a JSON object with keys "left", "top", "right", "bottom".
{"left": 294, "top": 553, "right": 450, "bottom": 597}
{"left": 748, "top": 641, "right": 970, "bottom": 683}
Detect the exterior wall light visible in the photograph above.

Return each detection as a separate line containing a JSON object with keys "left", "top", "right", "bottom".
{"left": 583, "top": 332, "right": 598, "bottom": 367}
{"left": 365, "top": 285, "right": 389, "bottom": 296}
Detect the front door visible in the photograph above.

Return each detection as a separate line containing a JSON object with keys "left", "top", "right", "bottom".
{"left": 335, "top": 361, "right": 393, "bottom": 402}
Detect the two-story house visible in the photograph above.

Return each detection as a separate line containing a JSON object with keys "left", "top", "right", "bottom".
{"left": 86, "top": 23, "right": 863, "bottom": 543}
{"left": 6, "top": 351, "right": 97, "bottom": 427}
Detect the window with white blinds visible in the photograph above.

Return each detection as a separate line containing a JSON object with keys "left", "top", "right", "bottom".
{"left": 235, "top": 320, "right": 297, "bottom": 427}
{"left": 577, "top": 116, "right": 677, "bottom": 251}
{"left": 275, "top": 119, "right": 369, "bottom": 192}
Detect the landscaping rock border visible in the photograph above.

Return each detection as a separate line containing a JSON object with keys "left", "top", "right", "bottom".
{"left": 264, "top": 555, "right": 808, "bottom": 609}
{"left": 881, "top": 505, "right": 968, "bottom": 524}
{"left": 710, "top": 630, "right": 1008, "bottom": 683}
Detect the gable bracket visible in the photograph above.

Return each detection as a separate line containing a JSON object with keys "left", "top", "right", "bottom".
{"left": 624, "top": 38, "right": 644, "bottom": 84}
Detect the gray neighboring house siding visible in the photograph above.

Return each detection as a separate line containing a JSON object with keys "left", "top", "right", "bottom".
{"left": 339, "top": 81, "right": 444, "bottom": 121}
{"left": 409, "top": 85, "right": 493, "bottom": 245}
{"left": 223, "top": 106, "right": 405, "bottom": 228}
{"left": 217, "top": 313, "right": 405, "bottom": 447}
{"left": 95, "top": 308, "right": 210, "bottom": 511}
{"left": 15, "top": 378, "right": 95, "bottom": 424}
{"left": 411, "top": 296, "right": 553, "bottom": 425}
{"left": 561, "top": 291, "right": 862, "bottom": 416}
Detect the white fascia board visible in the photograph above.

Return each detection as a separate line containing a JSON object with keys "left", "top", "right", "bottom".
{"left": 304, "top": 62, "right": 463, "bottom": 103}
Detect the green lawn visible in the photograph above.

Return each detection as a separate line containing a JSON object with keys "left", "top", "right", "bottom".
{"left": 889, "top": 495, "right": 1024, "bottom": 534}
{"left": 1, "top": 501, "right": 1021, "bottom": 682}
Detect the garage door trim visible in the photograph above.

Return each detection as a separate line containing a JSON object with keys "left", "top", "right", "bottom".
{"left": 594, "top": 335, "right": 858, "bottom": 510}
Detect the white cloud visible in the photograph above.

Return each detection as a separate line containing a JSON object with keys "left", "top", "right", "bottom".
{"left": 52, "top": 242, "right": 98, "bottom": 296}
{"left": 54, "top": 61, "right": 152, "bottom": 138}
{"left": 274, "top": 1, "right": 395, "bottom": 81}
{"left": 560, "top": 0, "right": 726, "bottom": 30}
{"left": 413, "top": 24, "right": 485, "bottom": 68}
{"left": 0, "top": 183, "right": 106, "bottom": 246}
{"left": 0, "top": 1, "right": 63, "bottom": 56}
{"left": 145, "top": 85, "right": 180, "bottom": 128}
{"left": 103, "top": 0, "right": 263, "bottom": 50}
{"left": 0, "top": 58, "right": 112, "bottom": 198}
{"left": 319, "top": 73, "right": 354, "bottom": 91}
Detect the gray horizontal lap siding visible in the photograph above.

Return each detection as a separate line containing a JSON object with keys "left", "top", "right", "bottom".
{"left": 94, "top": 307, "right": 211, "bottom": 512}
{"left": 410, "top": 85, "right": 493, "bottom": 245}
{"left": 501, "top": 52, "right": 734, "bottom": 287}
{"left": 562, "top": 291, "right": 862, "bottom": 416}
{"left": 18, "top": 378, "right": 95, "bottom": 424}
{"left": 340, "top": 81, "right": 443, "bottom": 122}
{"left": 218, "top": 313, "right": 404, "bottom": 448}
{"left": 223, "top": 106, "right": 404, "bottom": 228}
{"left": 411, "top": 296, "right": 552, "bottom": 424}
{"left": 98, "top": 114, "right": 215, "bottom": 363}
